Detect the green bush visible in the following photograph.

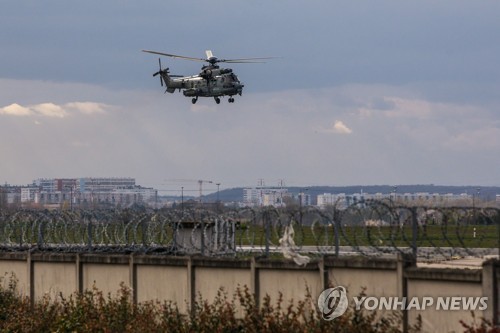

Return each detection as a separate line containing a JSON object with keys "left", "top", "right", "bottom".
{"left": 0, "top": 274, "right": 422, "bottom": 333}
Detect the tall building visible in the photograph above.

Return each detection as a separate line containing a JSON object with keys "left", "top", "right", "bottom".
{"left": 243, "top": 187, "right": 289, "bottom": 207}
{"left": 78, "top": 177, "right": 135, "bottom": 192}
{"left": 27, "top": 177, "right": 157, "bottom": 208}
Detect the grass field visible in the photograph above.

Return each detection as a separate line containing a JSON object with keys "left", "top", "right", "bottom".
{"left": 234, "top": 224, "right": 499, "bottom": 249}
{"left": 1, "top": 213, "right": 498, "bottom": 251}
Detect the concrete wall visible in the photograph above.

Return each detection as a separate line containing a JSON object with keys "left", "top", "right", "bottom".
{"left": 136, "top": 265, "right": 188, "bottom": 306}
{"left": 327, "top": 257, "right": 401, "bottom": 297}
{"left": 0, "top": 254, "right": 28, "bottom": 296}
{"left": 406, "top": 267, "right": 486, "bottom": 333}
{"left": 33, "top": 262, "right": 76, "bottom": 300}
{"left": 0, "top": 252, "right": 497, "bottom": 333}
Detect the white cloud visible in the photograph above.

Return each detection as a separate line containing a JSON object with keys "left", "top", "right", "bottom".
{"left": 0, "top": 103, "right": 32, "bottom": 116}
{"left": 332, "top": 120, "right": 353, "bottom": 134}
{"left": 0, "top": 101, "right": 111, "bottom": 118}
{"left": 317, "top": 120, "right": 353, "bottom": 134}
{"left": 32, "top": 103, "right": 67, "bottom": 118}
{"left": 65, "top": 102, "right": 109, "bottom": 114}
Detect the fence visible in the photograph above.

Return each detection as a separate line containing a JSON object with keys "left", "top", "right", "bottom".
{"left": 0, "top": 200, "right": 499, "bottom": 260}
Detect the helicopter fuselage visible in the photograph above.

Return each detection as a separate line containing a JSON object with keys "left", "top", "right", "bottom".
{"left": 158, "top": 66, "right": 244, "bottom": 104}
{"left": 143, "top": 49, "right": 272, "bottom": 104}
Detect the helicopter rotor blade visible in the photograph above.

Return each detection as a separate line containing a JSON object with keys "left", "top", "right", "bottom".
{"left": 143, "top": 49, "right": 279, "bottom": 65}
{"left": 142, "top": 49, "right": 206, "bottom": 62}
{"left": 219, "top": 57, "right": 279, "bottom": 63}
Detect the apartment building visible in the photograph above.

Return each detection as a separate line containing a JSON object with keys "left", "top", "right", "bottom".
{"left": 27, "top": 177, "right": 157, "bottom": 208}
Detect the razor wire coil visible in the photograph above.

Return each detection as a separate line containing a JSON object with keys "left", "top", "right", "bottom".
{"left": 0, "top": 202, "right": 498, "bottom": 260}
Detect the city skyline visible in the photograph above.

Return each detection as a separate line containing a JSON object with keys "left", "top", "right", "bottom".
{"left": 3, "top": 177, "right": 498, "bottom": 208}
{"left": 1, "top": 176, "right": 498, "bottom": 196}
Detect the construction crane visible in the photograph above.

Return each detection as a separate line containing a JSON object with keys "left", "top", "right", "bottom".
{"left": 166, "top": 179, "right": 214, "bottom": 202}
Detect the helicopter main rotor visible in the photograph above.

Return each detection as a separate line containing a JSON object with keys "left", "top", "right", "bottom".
{"left": 142, "top": 49, "right": 275, "bottom": 66}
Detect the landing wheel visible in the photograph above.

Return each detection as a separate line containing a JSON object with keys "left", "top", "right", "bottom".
{"left": 192, "top": 97, "right": 198, "bottom": 104}
{"left": 214, "top": 97, "right": 221, "bottom": 104}
{"left": 228, "top": 97, "right": 235, "bottom": 103}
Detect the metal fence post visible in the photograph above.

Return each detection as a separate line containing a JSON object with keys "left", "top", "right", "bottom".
{"left": 141, "top": 218, "right": 148, "bottom": 247}
{"left": 200, "top": 213, "right": 205, "bottom": 256}
{"left": 264, "top": 210, "right": 270, "bottom": 257}
{"left": 411, "top": 207, "right": 418, "bottom": 259}
{"left": 334, "top": 209, "right": 340, "bottom": 257}
{"left": 87, "top": 215, "right": 92, "bottom": 249}
{"left": 37, "top": 218, "right": 44, "bottom": 248}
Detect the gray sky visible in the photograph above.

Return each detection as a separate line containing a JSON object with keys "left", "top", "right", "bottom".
{"left": 1, "top": 1, "right": 499, "bottom": 192}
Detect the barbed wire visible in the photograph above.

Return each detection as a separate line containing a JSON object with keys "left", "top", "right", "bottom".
{"left": 0, "top": 202, "right": 498, "bottom": 260}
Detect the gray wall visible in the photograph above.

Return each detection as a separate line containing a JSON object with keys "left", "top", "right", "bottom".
{"left": 0, "top": 252, "right": 497, "bottom": 333}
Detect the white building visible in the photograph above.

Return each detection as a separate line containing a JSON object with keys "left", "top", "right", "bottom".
{"left": 318, "top": 191, "right": 475, "bottom": 209}
{"left": 243, "top": 187, "right": 289, "bottom": 207}
{"left": 27, "top": 177, "right": 157, "bottom": 208}
{"left": 317, "top": 193, "right": 348, "bottom": 209}
{"left": 21, "top": 187, "right": 38, "bottom": 203}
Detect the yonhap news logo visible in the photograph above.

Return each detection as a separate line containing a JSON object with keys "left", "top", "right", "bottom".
{"left": 317, "top": 286, "right": 488, "bottom": 321}
{"left": 317, "top": 286, "right": 349, "bottom": 320}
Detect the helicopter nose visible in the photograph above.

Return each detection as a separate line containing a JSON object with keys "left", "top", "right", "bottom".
{"left": 236, "top": 83, "right": 244, "bottom": 95}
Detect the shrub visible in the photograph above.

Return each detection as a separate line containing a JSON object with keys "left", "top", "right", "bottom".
{"left": 0, "top": 274, "right": 421, "bottom": 333}
{"left": 460, "top": 311, "right": 500, "bottom": 333}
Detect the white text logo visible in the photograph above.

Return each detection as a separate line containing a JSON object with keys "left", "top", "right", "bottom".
{"left": 353, "top": 296, "right": 488, "bottom": 311}
{"left": 317, "top": 286, "right": 349, "bottom": 320}
{"left": 318, "top": 287, "right": 489, "bottom": 320}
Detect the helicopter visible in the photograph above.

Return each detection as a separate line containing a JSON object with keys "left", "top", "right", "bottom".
{"left": 142, "top": 49, "right": 274, "bottom": 104}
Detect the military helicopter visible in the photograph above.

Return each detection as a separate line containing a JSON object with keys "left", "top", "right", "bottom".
{"left": 142, "top": 49, "right": 274, "bottom": 104}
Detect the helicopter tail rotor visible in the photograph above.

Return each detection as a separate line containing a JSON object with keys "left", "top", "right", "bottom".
{"left": 152, "top": 58, "right": 166, "bottom": 86}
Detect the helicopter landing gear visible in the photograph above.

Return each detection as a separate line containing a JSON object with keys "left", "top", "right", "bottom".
{"left": 192, "top": 97, "right": 198, "bottom": 104}
{"left": 214, "top": 97, "right": 221, "bottom": 104}
{"left": 228, "top": 97, "right": 235, "bottom": 103}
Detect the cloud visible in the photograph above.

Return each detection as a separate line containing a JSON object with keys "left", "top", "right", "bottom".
{"left": 378, "top": 97, "right": 432, "bottom": 119}
{"left": 32, "top": 103, "right": 67, "bottom": 118}
{"left": 443, "top": 126, "right": 500, "bottom": 151}
{"left": 0, "top": 103, "right": 32, "bottom": 116}
{"left": 1, "top": 79, "right": 499, "bottom": 187}
{"left": 332, "top": 120, "right": 353, "bottom": 134}
{"left": 318, "top": 120, "right": 353, "bottom": 134}
{"left": 65, "top": 102, "right": 109, "bottom": 114}
{"left": 0, "top": 101, "right": 111, "bottom": 118}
